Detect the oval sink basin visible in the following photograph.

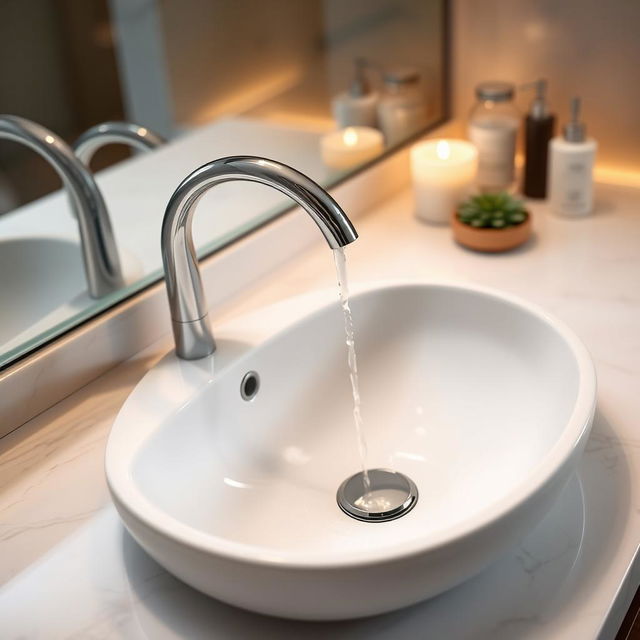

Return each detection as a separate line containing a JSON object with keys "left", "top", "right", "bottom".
{"left": 106, "top": 283, "right": 596, "bottom": 620}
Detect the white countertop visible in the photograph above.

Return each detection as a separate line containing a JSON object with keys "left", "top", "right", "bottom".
{"left": 1, "top": 182, "right": 639, "bottom": 638}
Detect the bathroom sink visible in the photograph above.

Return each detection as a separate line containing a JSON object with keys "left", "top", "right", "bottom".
{"left": 106, "top": 282, "right": 596, "bottom": 620}
{"left": 0, "top": 235, "right": 142, "bottom": 356}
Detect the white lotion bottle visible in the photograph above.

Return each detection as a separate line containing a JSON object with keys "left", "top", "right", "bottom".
{"left": 548, "top": 98, "right": 597, "bottom": 216}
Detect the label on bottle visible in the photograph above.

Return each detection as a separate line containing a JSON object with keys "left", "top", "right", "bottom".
{"left": 562, "top": 162, "right": 589, "bottom": 211}
{"left": 468, "top": 116, "right": 519, "bottom": 190}
{"left": 549, "top": 141, "right": 594, "bottom": 216}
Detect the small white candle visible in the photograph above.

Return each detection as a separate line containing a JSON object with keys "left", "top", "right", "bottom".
{"left": 411, "top": 139, "right": 478, "bottom": 224}
{"left": 321, "top": 126, "right": 384, "bottom": 170}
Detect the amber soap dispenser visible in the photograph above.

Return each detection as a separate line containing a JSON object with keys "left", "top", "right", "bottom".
{"left": 522, "top": 79, "right": 556, "bottom": 198}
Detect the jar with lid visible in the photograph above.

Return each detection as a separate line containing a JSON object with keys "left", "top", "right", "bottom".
{"left": 377, "top": 67, "right": 428, "bottom": 147}
{"left": 468, "top": 82, "right": 520, "bottom": 192}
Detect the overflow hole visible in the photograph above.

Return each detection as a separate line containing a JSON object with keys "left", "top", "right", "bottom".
{"left": 240, "top": 371, "right": 260, "bottom": 401}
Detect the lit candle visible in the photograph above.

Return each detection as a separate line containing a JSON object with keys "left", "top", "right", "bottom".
{"left": 321, "top": 126, "right": 385, "bottom": 170}
{"left": 411, "top": 139, "right": 478, "bottom": 224}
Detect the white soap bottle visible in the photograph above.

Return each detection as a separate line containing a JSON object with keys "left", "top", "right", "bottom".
{"left": 548, "top": 98, "right": 597, "bottom": 216}
{"left": 331, "top": 58, "right": 379, "bottom": 129}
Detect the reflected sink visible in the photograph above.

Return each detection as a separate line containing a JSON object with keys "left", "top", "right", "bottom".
{"left": 106, "top": 283, "right": 596, "bottom": 620}
{"left": 0, "top": 236, "right": 141, "bottom": 356}
{"left": 0, "top": 237, "right": 85, "bottom": 339}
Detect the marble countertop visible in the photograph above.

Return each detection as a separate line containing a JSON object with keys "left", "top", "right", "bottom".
{"left": 1, "top": 182, "right": 639, "bottom": 639}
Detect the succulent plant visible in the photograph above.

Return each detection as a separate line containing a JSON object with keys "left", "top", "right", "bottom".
{"left": 456, "top": 192, "right": 528, "bottom": 229}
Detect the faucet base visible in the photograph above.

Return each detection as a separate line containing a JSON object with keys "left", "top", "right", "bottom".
{"left": 172, "top": 317, "right": 216, "bottom": 360}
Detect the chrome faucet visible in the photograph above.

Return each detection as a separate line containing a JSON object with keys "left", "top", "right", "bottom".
{"left": 73, "top": 121, "right": 165, "bottom": 167}
{"left": 0, "top": 115, "right": 123, "bottom": 298}
{"left": 161, "top": 156, "right": 358, "bottom": 359}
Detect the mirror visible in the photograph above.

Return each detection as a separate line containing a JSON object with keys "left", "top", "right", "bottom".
{"left": 0, "top": 0, "right": 448, "bottom": 369}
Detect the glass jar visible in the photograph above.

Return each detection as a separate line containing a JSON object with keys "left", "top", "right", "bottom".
{"left": 468, "top": 82, "right": 520, "bottom": 192}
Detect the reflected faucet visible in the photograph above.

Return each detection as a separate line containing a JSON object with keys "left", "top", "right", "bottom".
{"left": 0, "top": 115, "right": 123, "bottom": 298}
{"left": 73, "top": 121, "right": 165, "bottom": 167}
{"left": 161, "top": 156, "right": 358, "bottom": 360}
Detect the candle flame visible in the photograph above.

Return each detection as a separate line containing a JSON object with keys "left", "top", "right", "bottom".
{"left": 343, "top": 128, "right": 358, "bottom": 147}
{"left": 436, "top": 140, "right": 450, "bottom": 160}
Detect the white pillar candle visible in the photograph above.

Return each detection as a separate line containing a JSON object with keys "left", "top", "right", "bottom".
{"left": 411, "top": 139, "right": 478, "bottom": 224}
{"left": 321, "top": 126, "right": 384, "bottom": 170}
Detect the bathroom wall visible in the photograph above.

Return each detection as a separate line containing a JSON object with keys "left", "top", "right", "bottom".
{"left": 158, "top": 0, "right": 324, "bottom": 127}
{"left": 452, "top": 0, "right": 640, "bottom": 174}
{"left": 158, "top": 0, "right": 445, "bottom": 130}
{"left": 0, "top": 0, "right": 127, "bottom": 211}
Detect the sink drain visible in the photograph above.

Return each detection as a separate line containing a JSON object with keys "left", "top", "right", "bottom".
{"left": 240, "top": 371, "right": 260, "bottom": 401}
{"left": 337, "top": 468, "right": 418, "bottom": 522}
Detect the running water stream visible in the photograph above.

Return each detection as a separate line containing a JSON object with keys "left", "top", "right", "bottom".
{"left": 333, "top": 248, "right": 419, "bottom": 519}
{"left": 333, "top": 247, "right": 371, "bottom": 494}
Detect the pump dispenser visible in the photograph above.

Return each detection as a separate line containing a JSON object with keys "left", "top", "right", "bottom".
{"left": 563, "top": 97, "right": 587, "bottom": 142}
{"left": 331, "top": 58, "right": 379, "bottom": 128}
{"left": 521, "top": 79, "right": 555, "bottom": 198}
{"left": 548, "top": 98, "right": 597, "bottom": 216}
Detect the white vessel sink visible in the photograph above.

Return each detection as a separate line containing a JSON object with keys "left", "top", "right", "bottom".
{"left": 106, "top": 282, "right": 596, "bottom": 620}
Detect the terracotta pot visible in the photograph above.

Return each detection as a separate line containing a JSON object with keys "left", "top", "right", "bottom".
{"left": 452, "top": 212, "right": 532, "bottom": 253}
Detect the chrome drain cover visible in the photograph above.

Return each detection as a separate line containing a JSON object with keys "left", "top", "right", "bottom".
{"left": 337, "top": 468, "right": 418, "bottom": 522}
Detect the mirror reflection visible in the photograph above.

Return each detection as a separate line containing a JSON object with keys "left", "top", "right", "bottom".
{"left": 0, "top": 0, "right": 447, "bottom": 368}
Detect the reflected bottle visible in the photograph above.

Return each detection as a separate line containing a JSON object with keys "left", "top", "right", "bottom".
{"left": 468, "top": 82, "right": 520, "bottom": 193}
{"left": 331, "top": 58, "right": 379, "bottom": 129}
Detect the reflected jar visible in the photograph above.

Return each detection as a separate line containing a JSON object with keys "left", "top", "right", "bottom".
{"left": 377, "top": 68, "right": 428, "bottom": 148}
{"left": 468, "top": 82, "right": 520, "bottom": 193}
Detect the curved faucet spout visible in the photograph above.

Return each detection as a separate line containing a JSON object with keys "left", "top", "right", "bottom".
{"left": 161, "top": 156, "right": 358, "bottom": 360}
{"left": 73, "top": 121, "right": 165, "bottom": 167}
{"left": 0, "top": 115, "right": 123, "bottom": 298}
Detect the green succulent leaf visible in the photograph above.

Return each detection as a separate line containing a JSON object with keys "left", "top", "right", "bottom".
{"left": 455, "top": 192, "right": 528, "bottom": 229}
